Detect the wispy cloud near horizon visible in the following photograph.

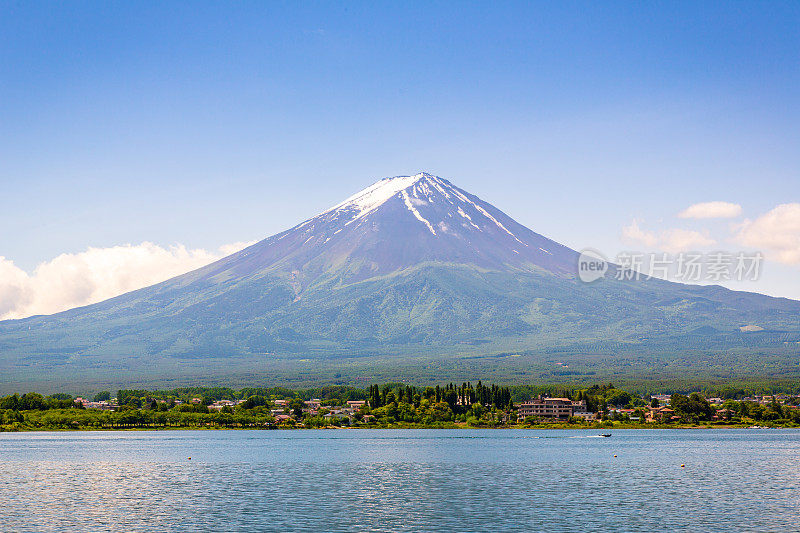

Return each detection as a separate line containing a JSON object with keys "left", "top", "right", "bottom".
{"left": 621, "top": 219, "right": 716, "bottom": 253}
{"left": 0, "top": 240, "right": 255, "bottom": 320}
{"left": 735, "top": 203, "right": 800, "bottom": 265}
{"left": 678, "top": 201, "right": 742, "bottom": 219}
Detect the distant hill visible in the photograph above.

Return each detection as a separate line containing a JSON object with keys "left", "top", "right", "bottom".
{"left": 2, "top": 172, "right": 799, "bottom": 392}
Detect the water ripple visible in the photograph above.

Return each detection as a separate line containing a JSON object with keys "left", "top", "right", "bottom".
{"left": 1, "top": 429, "right": 798, "bottom": 532}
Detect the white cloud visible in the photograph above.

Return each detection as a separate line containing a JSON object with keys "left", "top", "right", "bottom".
{"left": 735, "top": 203, "right": 800, "bottom": 265}
{"left": 621, "top": 219, "right": 658, "bottom": 247}
{"left": 0, "top": 240, "right": 256, "bottom": 320}
{"left": 622, "top": 219, "right": 715, "bottom": 253}
{"left": 659, "top": 228, "right": 716, "bottom": 252}
{"left": 678, "top": 201, "right": 742, "bottom": 219}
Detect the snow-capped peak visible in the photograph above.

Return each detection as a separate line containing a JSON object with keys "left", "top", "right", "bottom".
{"left": 306, "top": 172, "right": 529, "bottom": 243}
{"left": 323, "top": 172, "right": 438, "bottom": 222}
{"left": 260, "top": 171, "right": 575, "bottom": 283}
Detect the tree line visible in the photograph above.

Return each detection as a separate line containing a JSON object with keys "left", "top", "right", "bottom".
{"left": 368, "top": 382, "right": 512, "bottom": 412}
{"left": 3, "top": 382, "right": 800, "bottom": 431}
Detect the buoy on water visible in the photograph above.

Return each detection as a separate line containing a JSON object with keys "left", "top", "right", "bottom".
{"left": 188, "top": 457, "right": 191, "bottom": 460}
{"left": 613, "top": 454, "right": 617, "bottom": 458}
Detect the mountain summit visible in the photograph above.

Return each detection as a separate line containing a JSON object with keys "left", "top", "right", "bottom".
{"left": 1, "top": 172, "right": 799, "bottom": 391}
{"left": 192, "top": 172, "right": 576, "bottom": 292}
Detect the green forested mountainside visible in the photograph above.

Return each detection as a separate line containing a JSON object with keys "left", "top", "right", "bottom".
{"left": 1, "top": 263, "right": 798, "bottom": 393}
{"left": 1, "top": 173, "right": 799, "bottom": 392}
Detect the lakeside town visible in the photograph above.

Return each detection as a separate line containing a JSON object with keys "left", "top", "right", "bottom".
{"left": 3, "top": 383, "right": 800, "bottom": 431}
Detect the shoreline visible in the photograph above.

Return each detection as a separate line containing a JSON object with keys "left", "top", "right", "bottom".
{"left": 3, "top": 423, "right": 796, "bottom": 433}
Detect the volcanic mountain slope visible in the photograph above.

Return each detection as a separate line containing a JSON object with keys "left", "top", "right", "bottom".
{"left": 1, "top": 172, "right": 799, "bottom": 390}
{"left": 179, "top": 172, "right": 579, "bottom": 285}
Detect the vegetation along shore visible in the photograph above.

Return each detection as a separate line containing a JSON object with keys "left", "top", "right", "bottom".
{"left": 3, "top": 382, "right": 800, "bottom": 431}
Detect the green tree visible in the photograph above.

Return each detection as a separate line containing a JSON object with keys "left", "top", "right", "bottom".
{"left": 670, "top": 393, "right": 714, "bottom": 422}
{"left": 289, "top": 398, "right": 305, "bottom": 418}
{"left": 93, "top": 391, "right": 111, "bottom": 402}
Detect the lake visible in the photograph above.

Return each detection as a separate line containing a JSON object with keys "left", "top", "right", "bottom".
{"left": 1, "top": 429, "right": 798, "bottom": 532}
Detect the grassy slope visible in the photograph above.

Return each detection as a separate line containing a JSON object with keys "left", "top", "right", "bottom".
{"left": 1, "top": 263, "right": 799, "bottom": 393}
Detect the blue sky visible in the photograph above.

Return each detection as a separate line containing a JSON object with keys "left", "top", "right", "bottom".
{"left": 1, "top": 1, "right": 799, "bottom": 316}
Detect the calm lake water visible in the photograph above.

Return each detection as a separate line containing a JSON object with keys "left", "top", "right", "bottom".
{"left": 1, "top": 428, "right": 799, "bottom": 532}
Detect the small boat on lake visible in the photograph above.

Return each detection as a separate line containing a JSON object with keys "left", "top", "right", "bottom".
{"left": 599, "top": 433, "right": 612, "bottom": 437}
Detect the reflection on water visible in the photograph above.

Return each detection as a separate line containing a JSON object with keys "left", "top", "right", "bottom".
{"left": 1, "top": 429, "right": 799, "bottom": 532}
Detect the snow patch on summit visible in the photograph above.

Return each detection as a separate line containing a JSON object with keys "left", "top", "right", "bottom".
{"left": 446, "top": 186, "right": 526, "bottom": 246}
{"left": 305, "top": 172, "right": 527, "bottom": 245}
{"left": 402, "top": 190, "right": 437, "bottom": 235}
{"left": 325, "top": 174, "right": 424, "bottom": 224}
{"left": 457, "top": 206, "right": 480, "bottom": 230}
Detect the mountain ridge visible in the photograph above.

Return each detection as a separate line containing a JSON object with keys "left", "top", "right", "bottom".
{"left": 1, "top": 172, "right": 799, "bottom": 391}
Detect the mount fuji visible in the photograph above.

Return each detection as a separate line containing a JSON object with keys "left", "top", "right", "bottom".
{"left": 2, "top": 172, "right": 799, "bottom": 391}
